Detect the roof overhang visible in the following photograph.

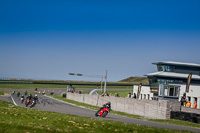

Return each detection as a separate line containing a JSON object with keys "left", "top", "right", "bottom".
{"left": 145, "top": 71, "right": 200, "bottom": 80}
{"left": 152, "top": 61, "right": 200, "bottom": 68}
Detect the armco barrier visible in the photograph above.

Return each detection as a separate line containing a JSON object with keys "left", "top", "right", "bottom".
{"left": 66, "top": 93, "right": 170, "bottom": 119}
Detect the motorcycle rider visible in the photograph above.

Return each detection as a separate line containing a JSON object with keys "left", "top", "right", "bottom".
{"left": 33, "top": 94, "right": 39, "bottom": 103}
{"left": 26, "top": 94, "right": 33, "bottom": 101}
{"left": 97, "top": 102, "right": 111, "bottom": 117}
{"left": 25, "top": 90, "right": 28, "bottom": 96}
{"left": 21, "top": 94, "right": 25, "bottom": 103}
{"left": 17, "top": 92, "right": 20, "bottom": 97}
{"left": 25, "top": 94, "right": 33, "bottom": 107}
{"left": 30, "top": 94, "right": 39, "bottom": 107}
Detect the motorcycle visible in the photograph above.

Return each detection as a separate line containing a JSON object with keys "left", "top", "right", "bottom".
{"left": 21, "top": 97, "right": 24, "bottom": 103}
{"left": 42, "top": 90, "right": 45, "bottom": 95}
{"left": 30, "top": 100, "right": 36, "bottom": 108}
{"left": 25, "top": 98, "right": 31, "bottom": 107}
{"left": 95, "top": 102, "right": 111, "bottom": 118}
{"left": 17, "top": 92, "right": 20, "bottom": 97}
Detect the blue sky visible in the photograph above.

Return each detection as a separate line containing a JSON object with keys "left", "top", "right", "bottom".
{"left": 0, "top": 0, "right": 200, "bottom": 81}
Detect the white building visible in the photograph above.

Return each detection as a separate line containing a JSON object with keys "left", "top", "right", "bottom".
{"left": 145, "top": 61, "right": 200, "bottom": 109}
{"left": 134, "top": 61, "right": 200, "bottom": 109}
{"left": 133, "top": 85, "right": 154, "bottom": 100}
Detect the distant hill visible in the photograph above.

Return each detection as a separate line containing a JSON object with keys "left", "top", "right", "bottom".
{"left": 118, "top": 77, "right": 149, "bottom": 85}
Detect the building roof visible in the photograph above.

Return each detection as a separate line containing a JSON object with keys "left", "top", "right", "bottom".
{"left": 152, "top": 61, "right": 200, "bottom": 68}
{"left": 146, "top": 71, "right": 200, "bottom": 80}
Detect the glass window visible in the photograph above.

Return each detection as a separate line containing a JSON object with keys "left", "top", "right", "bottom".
{"left": 162, "top": 66, "right": 166, "bottom": 71}
{"left": 169, "top": 86, "right": 174, "bottom": 96}
{"left": 174, "top": 87, "right": 179, "bottom": 96}
{"left": 164, "top": 86, "right": 168, "bottom": 96}
{"left": 160, "top": 65, "right": 175, "bottom": 72}
{"left": 187, "top": 97, "right": 191, "bottom": 102}
{"left": 163, "top": 85, "right": 180, "bottom": 97}
{"left": 157, "top": 65, "right": 162, "bottom": 71}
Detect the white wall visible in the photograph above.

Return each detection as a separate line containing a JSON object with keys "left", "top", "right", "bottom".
{"left": 133, "top": 85, "right": 153, "bottom": 100}
{"left": 170, "top": 84, "right": 200, "bottom": 109}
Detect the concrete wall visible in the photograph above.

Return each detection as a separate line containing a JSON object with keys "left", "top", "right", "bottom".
{"left": 66, "top": 93, "right": 170, "bottom": 119}
{"left": 181, "top": 107, "right": 200, "bottom": 114}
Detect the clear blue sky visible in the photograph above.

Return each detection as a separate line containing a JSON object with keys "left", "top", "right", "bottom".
{"left": 0, "top": 0, "right": 200, "bottom": 81}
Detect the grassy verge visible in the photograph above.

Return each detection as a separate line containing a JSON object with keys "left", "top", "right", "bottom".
{"left": 47, "top": 94, "right": 200, "bottom": 129}
{"left": 0, "top": 91, "right": 5, "bottom": 95}
{"left": 0, "top": 84, "right": 68, "bottom": 89}
{"left": 0, "top": 100, "right": 188, "bottom": 133}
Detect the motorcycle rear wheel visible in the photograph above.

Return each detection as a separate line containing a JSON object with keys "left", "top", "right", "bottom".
{"left": 25, "top": 101, "right": 29, "bottom": 107}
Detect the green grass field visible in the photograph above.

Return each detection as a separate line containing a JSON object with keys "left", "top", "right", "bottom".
{"left": 0, "top": 83, "right": 133, "bottom": 97}
{"left": 0, "top": 100, "right": 191, "bottom": 133}
{"left": 0, "top": 83, "right": 133, "bottom": 89}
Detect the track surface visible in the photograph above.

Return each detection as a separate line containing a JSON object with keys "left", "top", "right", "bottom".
{"left": 1, "top": 94, "right": 200, "bottom": 132}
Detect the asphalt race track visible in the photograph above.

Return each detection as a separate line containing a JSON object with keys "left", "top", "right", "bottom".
{"left": 1, "top": 94, "right": 200, "bottom": 132}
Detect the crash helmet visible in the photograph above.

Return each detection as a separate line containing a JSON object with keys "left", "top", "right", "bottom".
{"left": 35, "top": 94, "right": 37, "bottom": 97}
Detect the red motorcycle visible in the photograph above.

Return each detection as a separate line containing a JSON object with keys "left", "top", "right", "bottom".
{"left": 25, "top": 98, "right": 31, "bottom": 107}
{"left": 95, "top": 102, "right": 111, "bottom": 118}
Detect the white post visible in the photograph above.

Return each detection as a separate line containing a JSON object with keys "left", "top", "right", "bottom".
{"left": 104, "top": 70, "right": 107, "bottom": 93}
{"left": 101, "top": 76, "right": 103, "bottom": 92}
{"left": 191, "top": 89, "right": 194, "bottom": 108}
{"left": 197, "top": 97, "right": 200, "bottom": 109}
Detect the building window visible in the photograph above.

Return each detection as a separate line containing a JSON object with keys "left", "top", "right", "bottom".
{"left": 174, "top": 87, "right": 179, "bottom": 96}
{"left": 187, "top": 97, "right": 191, "bottom": 102}
{"left": 144, "top": 94, "right": 146, "bottom": 99}
{"left": 158, "top": 65, "right": 175, "bottom": 72}
{"left": 160, "top": 85, "right": 180, "bottom": 97}
{"left": 157, "top": 65, "right": 162, "bottom": 71}
{"left": 164, "top": 86, "right": 168, "bottom": 96}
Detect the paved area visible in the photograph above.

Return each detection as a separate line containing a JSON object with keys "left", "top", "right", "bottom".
{"left": 1, "top": 93, "right": 200, "bottom": 132}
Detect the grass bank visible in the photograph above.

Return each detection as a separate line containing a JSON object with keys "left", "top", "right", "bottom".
{"left": 0, "top": 100, "right": 188, "bottom": 133}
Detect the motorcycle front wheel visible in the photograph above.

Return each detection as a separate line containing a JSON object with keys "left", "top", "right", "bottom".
{"left": 102, "top": 111, "right": 108, "bottom": 118}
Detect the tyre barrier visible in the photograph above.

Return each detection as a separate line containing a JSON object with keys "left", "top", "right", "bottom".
{"left": 171, "top": 111, "right": 200, "bottom": 124}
